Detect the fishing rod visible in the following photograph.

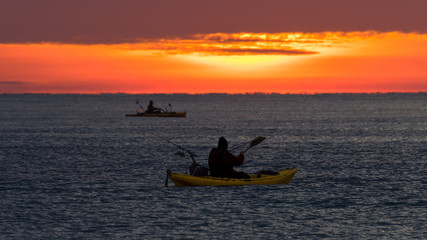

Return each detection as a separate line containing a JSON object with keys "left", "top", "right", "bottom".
{"left": 158, "top": 136, "right": 198, "bottom": 164}
{"left": 163, "top": 103, "right": 172, "bottom": 112}
{"left": 160, "top": 136, "right": 207, "bottom": 186}
{"left": 135, "top": 98, "right": 144, "bottom": 112}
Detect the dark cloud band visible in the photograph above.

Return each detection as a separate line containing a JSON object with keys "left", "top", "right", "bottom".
{"left": 1, "top": 0, "right": 426, "bottom": 44}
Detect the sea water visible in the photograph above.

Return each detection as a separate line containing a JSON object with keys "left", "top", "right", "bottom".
{"left": 0, "top": 93, "right": 426, "bottom": 239}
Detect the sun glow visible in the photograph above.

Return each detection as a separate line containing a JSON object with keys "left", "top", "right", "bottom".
{"left": 181, "top": 55, "right": 296, "bottom": 71}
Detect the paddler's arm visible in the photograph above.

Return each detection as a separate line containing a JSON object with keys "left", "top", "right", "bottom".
{"left": 224, "top": 151, "right": 244, "bottom": 166}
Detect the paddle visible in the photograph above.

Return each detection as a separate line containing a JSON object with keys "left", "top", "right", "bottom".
{"left": 230, "top": 136, "right": 265, "bottom": 153}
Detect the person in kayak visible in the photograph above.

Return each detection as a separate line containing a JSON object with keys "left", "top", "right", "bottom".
{"left": 146, "top": 100, "right": 161, "bottom": 113}
{"left": 209, "top": 137, "right": 250, "bottom": 179}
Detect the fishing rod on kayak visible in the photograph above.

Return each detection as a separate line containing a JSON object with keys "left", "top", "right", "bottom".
{"left": 135, "top": 98, "right": 144, "bottom": 112}
{"left": 160, "top": 136, "right": 208, "bottom": 186}
{"left": 158, "top": 136, "right": 198, "bottom": 164}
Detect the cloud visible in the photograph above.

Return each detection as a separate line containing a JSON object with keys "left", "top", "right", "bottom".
{"left": 0, "top": 81, "right": 28, "bottom": 85}
{"left": 128, "top": 32, "right": 335, "bottom": 56}
{"left": 99, "top": 31, "right": 427, "bottom": 57}
{"left": 212, "top": 48, "right": 316, "bottom": 55}
{"left": 130, "top": 31, "right": 412, "bottom": 56}
{"left": 0, "top": 80, "right": 35, "bottom": 93}
{"left": 1, "top": 0, "right": 426, "bottom": 44}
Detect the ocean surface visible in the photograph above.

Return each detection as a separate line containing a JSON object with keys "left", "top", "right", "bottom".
{"left": 0, "top": 93, "right": 426, "bottom": 239}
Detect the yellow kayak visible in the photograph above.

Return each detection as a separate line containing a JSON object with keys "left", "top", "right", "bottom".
{"left": 125, "top": 112, "right": 186, "bottom": 117}
{"left": 168, "top": 168, "right": 297, "bottom": 187}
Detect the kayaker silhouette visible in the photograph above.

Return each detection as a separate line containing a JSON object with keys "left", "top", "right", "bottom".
{"left": 208, "top": 137, "right": 250, "bottom": 179}
{"left": 146, "top": 100, "right": 161, "bottom": 113}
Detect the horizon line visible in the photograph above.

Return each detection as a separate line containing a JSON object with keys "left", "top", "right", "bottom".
{"left": 2, "top": 91, "right": 426, "bottom": 95}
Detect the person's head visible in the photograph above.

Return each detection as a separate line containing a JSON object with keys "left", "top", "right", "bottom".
{"left": 149, "top": 100, "right": 153, "bottom": 105}
{"left": 218, "top": 137, "right": 228, "bottom": 150}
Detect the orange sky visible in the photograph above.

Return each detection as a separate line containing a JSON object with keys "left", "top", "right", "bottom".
{"left": 1, "top": 31, "right": 426, "bottom": 94}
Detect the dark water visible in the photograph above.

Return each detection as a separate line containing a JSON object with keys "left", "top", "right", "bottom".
{"left": 1, "top": 93, "right": 426, "bottom": 239}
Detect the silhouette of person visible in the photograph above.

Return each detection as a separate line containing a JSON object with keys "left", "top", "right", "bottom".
{"left": 208, "top": 137, "right": 250, "bottom": 179}
{"left": 146, "top": 100, "right": 161, "bottom": 113}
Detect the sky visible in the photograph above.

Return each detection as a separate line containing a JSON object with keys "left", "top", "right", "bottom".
{"left": 1, "top": 0, "right": 427, "bottom": 94}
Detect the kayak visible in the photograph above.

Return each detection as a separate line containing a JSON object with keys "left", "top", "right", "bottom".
{"left": 125, "top": 112, "right": 186, "bottom": 117}
{"left": 167, "top": 168, "right": 297, "bottom": 187}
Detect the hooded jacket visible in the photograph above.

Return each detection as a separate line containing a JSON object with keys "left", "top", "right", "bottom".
{"left": 208, "top": 137, "right": 244, "bottom": 178}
